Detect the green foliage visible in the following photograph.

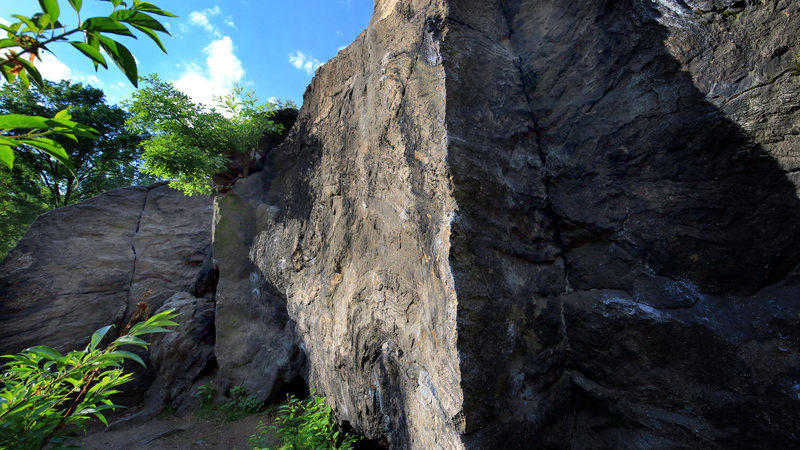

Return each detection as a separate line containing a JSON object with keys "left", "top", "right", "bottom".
{"left": 0, "top": 309, "right": 179, "bottom": 449}
{"left": 194, "top": 381, "right": 215, "bottom": 407}
{"left": 0, "top": 0, "right": 175, "bottom": 174}
{"left": 250, "top": 393, "right": 360, "bottom": 450}
{"left": 196, "top": 383, "right": 266, "bottom": 422}
{"left": 0, "top": 164, "right": 48, "bottom": 260}
{"left": 0, "top": 80, "right": 157, "bottom": 260}
{"left": 792, "top": 51, "right": 800, "bottom": 77}
{"left": 125, "top": 74, "right": 289, "bottom": 195}
{"left": 0, "top": 80, "right": 155, "bottom": 208}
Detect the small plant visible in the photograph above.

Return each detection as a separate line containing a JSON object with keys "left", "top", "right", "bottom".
{"left": 194, "top": 381, "right": 216, "bottom": 407}
{"left": 792, "top": 51, "right": 800, "bottom": 77}
{"left": 0, "top": 309, "right": 179, "bottom": 449}
{"left": 197, "top": 383, "right": 265, "bottom": 422}
{"left": 250, "top": 392, "right": 360, "bottom": 450}
{"left": 219, "top": 384, "right": 264, "bottom": 422}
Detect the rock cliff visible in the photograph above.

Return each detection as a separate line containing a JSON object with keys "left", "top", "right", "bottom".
{"left": 1, "top": 0, "right": 800, "bottom": 448}
{"left": 245, "top": 0, "right": 800, "bottom": 447}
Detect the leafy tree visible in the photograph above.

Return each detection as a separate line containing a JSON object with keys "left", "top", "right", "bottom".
{"left": 0, "top": 0, "right": 175, "bottom": 173}
{"left": 0, "top": 80, "right": 156, "bottom": 208}
{"left": 125, "top": 74, "right": 288, "bottom": 195}
{"left": 0, "top": 308, "right": 178, "bottom": 449}
{"left": 0, "top": 164, "right": 48, "bottom": 260}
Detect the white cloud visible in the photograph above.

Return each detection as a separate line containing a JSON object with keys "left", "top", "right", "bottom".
{"left": 173, "top": 36, "right": 244, "bottom": 109}
{"left": 188, "top": 6, "right": 222, "bottom": 36}
{"left": 0, "top": 16, "right": 10, "bottom": 26}
{"left": 224, "top": 16, "right": 236, "bottom": 28}
{"left": 36, "top": 53, "right": 73, "bottom": 81}
{"left": 289, "top": 51, "right": 323, "bottom": 76}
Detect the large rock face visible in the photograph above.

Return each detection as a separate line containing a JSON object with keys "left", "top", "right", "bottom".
{"left": 0, "top": 183, "right": 213, "bottom": 354}
{"left": 1, "top": 1, "right": 799, "bottom": 448}
{"left": 0, "top": 183, "right": 214, "bottom": 399}
{"left": 245, "top": 0, "right": 800, "bottom": 448}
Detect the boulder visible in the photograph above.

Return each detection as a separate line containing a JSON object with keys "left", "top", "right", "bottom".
{"left": 0, "top": 183, "right": 213, "bottom": 400}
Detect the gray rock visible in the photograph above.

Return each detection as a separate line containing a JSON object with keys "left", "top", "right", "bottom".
{"left": 245, "top": 0, "right": 800, "bottom": 448}
{"left": 0, "top": 183, "right": 213, "bottom": 402}
{"left": 118, "top": 292, "right": 216, "bottom": 424}
{"left": 212, "top": 172, "right": 305, "bottom": 402}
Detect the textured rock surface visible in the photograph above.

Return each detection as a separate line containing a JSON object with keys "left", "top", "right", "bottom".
{"left": 0, "top": 183, "right": 213, "bottom": 399}
{"left": 212, "top": 174, "right": 305, "bottom": 401}
{"left": 1, "top": 0, "right": 799, "bottom": 448}
{"left": 245, "top": 0, "right": 800, "bottom": 448}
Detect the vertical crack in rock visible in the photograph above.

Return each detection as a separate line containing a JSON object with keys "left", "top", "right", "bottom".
{"left": 122, "top": 186, "right": 148, "bottom": 324}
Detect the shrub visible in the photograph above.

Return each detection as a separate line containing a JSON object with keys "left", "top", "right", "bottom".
{"left": 0, "top": 309, "right": 178, "bottom": 449}
{"left": 250, "top": 392, "right": 360, "bottom": 450}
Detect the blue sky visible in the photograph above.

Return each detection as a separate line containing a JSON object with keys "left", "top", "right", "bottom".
{"left": 1, "top": 1, "right": 374, "bottom": 106}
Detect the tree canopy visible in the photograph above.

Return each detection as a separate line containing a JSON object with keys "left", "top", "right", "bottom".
{"left": 0, "top": 81, "right": 160, "bottom": 260}
{"left": 0, "top": 0, "right": 175, "bottom": 175}
{"left": 0, "top": 80, "right": 156, "bottom": 208}
{"left": 125, "top": 74, "right": 288, "bottom": 195}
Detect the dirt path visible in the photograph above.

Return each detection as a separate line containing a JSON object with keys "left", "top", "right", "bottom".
{"left": 73, "top": 411, "right": 280, "bottom": 450}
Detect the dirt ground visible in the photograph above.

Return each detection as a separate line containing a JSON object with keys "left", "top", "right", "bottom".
{"left": 72, "top": 410, "right": 281, "bottom": 450}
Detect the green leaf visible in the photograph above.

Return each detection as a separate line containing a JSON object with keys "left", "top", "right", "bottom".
{"left": 54, "top": 108, "right": 71, "bottom": 121}
{"left": 96, "top": 35, "right": 138, "bottom": 87}
{"left": 12, "top": 15, "right": 42, "bottom": 34}
{"left": 68, "top": 0, "right": 83, "bottom": 13}
{"left": 129, "top": 24, "right": 166, "bottom": 53}
{"left": 27, "top": 346, "right": 63, "bottom": 361}
{"left": 93, "top": 411, "right": 109, "bottom": 426}
{"left": 112, "top": 350, "right": 145, "bottom": 367}
{"left": 0, "top": 64, "right": 15, "bottom": 84}
{"left": 17, "top": 67, "right": 30, "bottom": 88}
{"left": 70, "top": 41, "right": 108, "bottom": 69}
{"left": 34, "top": 13, "right": 53, "bottom": 30}
{"left": 112, "top": 334, "right": 148, "bottom": 348}
{"left": 17, "top": 58, "right": 45, "bottom": 89}
{"left": 38, "top": 0, "right": 60, "bottom": 23}
{"left": 89, "top": 325, "right": 113, "bottom": 351}
{"left": 46, "top": 118, "right": 99, "bottom": 137}
{"left": 132, "top": 2, "right": 177, "bottom": 17}
{"left": 110, "top": 10, "right": 169, "bottom": 34}
{"left": 0, "top": 38, "right": 18, "bottom": 49}
{"left": 80, "top": 17, "right": 135, "bottom": 37}
{"left": 0, "top": 114, "right": 49, "bottom": 130}
{"left": 18, "top": 138, "right": 77, "bottom": 176}
{"left": 0, "top": 145, "right": 13, "bottom": 169}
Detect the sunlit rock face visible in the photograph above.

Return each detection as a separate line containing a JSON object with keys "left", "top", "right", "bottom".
{"left": 248, "top": 0, "right": 800, "bottom": 447}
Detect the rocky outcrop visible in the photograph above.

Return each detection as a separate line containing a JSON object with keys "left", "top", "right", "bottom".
{"left": 242, "top": 0, "right": 800, "bottom": 448}
{"left": 212, "top": 173, "right": 305, "bottom": 402}
{"left": 0, "top": 183, "right": 214, "bottom": 400}
{"left": 1, "top": 0, "right": 799, "bottom": 448}
{"left": 0, "top": 183, "right": 213, "bottom": 354}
